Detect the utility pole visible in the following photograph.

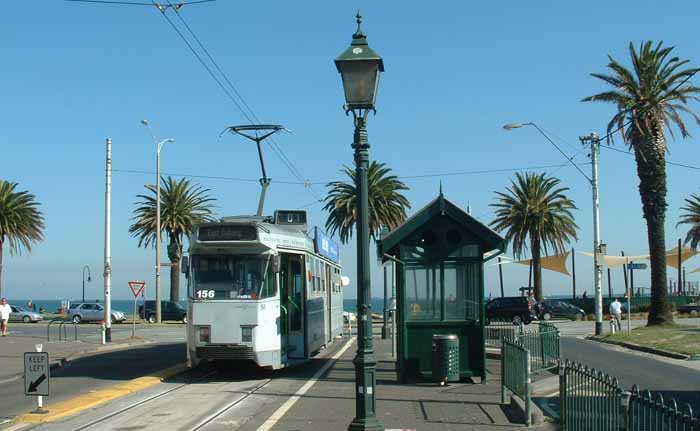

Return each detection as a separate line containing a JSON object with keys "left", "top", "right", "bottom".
{"left": 571, "top": 248, "right": 577, "bottom": 299}
{"left": 498, "top": 257, "right": 505, "bottom": 297}
{"left": 581, "top": 132, "right": 604, "bottom": 336}
{"left": 678, "top": 238, "right": 682, "bottom": 296}
{"left": 104, "top": 138, "right": 112, "bottom": 342}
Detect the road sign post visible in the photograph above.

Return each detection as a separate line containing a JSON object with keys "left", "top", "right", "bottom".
{"left": 128, "top": 281, "right": 146, "bottom": 338}
{"left": 25, "top": 344, "right": 49, "bottom": 414}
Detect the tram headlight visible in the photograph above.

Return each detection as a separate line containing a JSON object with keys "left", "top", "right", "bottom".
{"left": 198, "top": 326, "right": 210, "bottom": 343}
{"left": 241, "top": 326, "right": 253, "bottom": 343}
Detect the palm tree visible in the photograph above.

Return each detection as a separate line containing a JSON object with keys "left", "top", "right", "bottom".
{"left": 0, "top": 180, "right": 45, "bottom": 297}
{"left": 490, "top": 172, "right": 578, "bottom": 301}
{"left": 583, "top": 41, "right": 700, "bottom": 325}
{"left": 324, "top": 161, "right": 410, "bottom": 243}
{"left": 677, "top": 193, "right": 700, "bottom": 249}
{"left": 129, "top": 176, "right": 216, "bottom": 302}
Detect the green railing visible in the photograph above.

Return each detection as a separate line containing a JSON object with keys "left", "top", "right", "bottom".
{"left": 501, "top": 338, "right": 532, "bottom": 426}
{"left": 628, "top": 386, "right": 700, "bottom": 430}
{"left": 516, "top": 322, "right": 559, "bottom": 375}
{"left": 561, "top": 360, "right": 622, "bottom": 430}
{"left": 485, "top": 321, "right": 523, "bottom": 349}
{"left": 560, "top": 361, "right": 700, "bottom": 431}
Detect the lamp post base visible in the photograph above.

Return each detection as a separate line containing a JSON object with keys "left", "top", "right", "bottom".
{"left": 348, "top": 417, "right": 385, "bottom": 431}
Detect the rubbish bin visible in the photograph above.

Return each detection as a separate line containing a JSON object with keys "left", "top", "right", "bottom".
{"left": 431, "top": 334, "right": 460, "bottom": 385}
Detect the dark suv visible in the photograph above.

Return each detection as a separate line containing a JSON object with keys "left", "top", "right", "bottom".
{"left": 138, "top": 301, "right": 187, "bottom": 323}
{"left": 485, "top": 296, "right": 538, "bottom": 325}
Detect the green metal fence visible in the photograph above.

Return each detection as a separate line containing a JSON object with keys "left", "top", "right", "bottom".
{"left": 485, "top": 321, "right": 523, "bottom": 349}
{"left": 516, "top": 322, "right": 559, "bottom": 375}
{"left": 628, "top": 386, "right": 700, "bottom": 430}
{"left": 560, "top": 361, "right": 700, "bottom": 431}
{"left": 501, "top": 338, "right": 532, "bottom": 426}
{"left": 561, "top": 360, "right": 622, "bottom": 431}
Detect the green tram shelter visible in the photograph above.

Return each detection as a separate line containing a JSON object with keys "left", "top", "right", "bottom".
{"left": 378, "top": 193, "right": 505, "bottom": 383}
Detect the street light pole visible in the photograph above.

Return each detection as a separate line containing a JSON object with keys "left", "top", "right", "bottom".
{"left": 335, "top": 12, "right": 384, "bottom": 431}
{"left": 82, "top": 265, "right": 91, "bottom": 303}
{"left": 142, "top": 120, "right": 174, "bottom": 324}
{"left": 503, "top": 123, "right": 605, "bottom": 335}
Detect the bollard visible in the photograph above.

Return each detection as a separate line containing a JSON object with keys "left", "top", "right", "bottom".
{"left": 609, "top": 318, "right": 616, "bottom": 334}
{"left": 620, "top": 391, "right": 631, "bottom": 430}
{"left": 559, "top": 362, "right": 566, "bottom": 430}
{"left": 33, "top": 344, "right": 48, "bottom": 414}
{"left": 100, "top": 320, "right": 106, "bottom": 345}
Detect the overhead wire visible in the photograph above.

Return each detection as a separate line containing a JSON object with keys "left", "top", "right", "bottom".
{"left": 163, "top": 0, "right": 322, "bottom": 203}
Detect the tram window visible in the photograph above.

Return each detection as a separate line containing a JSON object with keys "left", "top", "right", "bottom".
{"left": 260, "top": 265, "right": 277, "bottom": 299}
{"left": 291, "top": 260, "right": 303, "bottom": 331}
{"left": 192, "top": 255, "right": 271, "bottom": 300}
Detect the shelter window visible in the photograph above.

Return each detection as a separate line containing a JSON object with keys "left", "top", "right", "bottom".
{"left": 405, "top": 265, "right": 441, "bottom": 321}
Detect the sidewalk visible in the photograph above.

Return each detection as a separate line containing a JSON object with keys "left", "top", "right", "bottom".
{"left": 268, "top": 337, "right": 556, "bottom": 430}
{"left": 0, "top": 334, "right": 155, "bottom": 383}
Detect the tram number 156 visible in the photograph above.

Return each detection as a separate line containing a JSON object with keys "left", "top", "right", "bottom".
{"left": 196, "top": 290, "right": 216, "bottom": 299}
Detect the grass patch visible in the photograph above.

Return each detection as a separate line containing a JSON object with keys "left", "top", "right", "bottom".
{"left": 604, "top": 324, "right": 700, "bottom": 356}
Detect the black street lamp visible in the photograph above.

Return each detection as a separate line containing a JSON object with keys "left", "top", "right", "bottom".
{"left": 335, "top": 11, "right": 384, "bottom": 431}
{"left": 82, "top": 265, "right": 92, "bottom": 303}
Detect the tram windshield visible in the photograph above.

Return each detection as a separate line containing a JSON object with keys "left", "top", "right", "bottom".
{"left": 191, "top": 255, "right": 275, "bottom": 300}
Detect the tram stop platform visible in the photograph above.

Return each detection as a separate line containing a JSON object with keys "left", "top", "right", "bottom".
{"left": 263, "top": 335, "right": 555, "bottom": 430}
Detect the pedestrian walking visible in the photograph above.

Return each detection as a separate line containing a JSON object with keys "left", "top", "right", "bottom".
{"left": 0, "top": 298, "right": 12, "bottom": 336}
{"left": 609, "top": 298, "right": 622, "bottom": 332}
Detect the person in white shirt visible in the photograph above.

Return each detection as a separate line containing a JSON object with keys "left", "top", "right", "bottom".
{"left": 609, "top": 298, "right": 622, "bottom": 332}
{"left": 0, "top": 298, "right": 12, "bottom": 336}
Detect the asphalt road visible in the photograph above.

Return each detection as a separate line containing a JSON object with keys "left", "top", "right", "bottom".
{"left": 0, "top": 342, "right": 186, "bottom": 421}
{"left": 560, "top": 337, "right": 700, "bottom": 412}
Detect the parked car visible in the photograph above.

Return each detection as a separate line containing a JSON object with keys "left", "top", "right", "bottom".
{"left": 485, "top": 296, "right": 538, "bottom": 325}
{"left": 138, "top": 301, "right": 187, "bottom": 323}
{"left": 68, "top": 302, "right": 126, "bottom": 324}
{"left": 8, "top": 305, "right": 42, "bottom": 323}
{"left": 538, "top": 300, "right": 585, "bottom": 321}
{"left": 677, "top": 303, "right": 700, "bottom": 316}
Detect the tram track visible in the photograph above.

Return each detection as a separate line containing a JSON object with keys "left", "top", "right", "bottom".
{"left": 190, "top": 378, "right": 272, "bottom": 431}
{"left": 72, "top": 368, "right": 218, "bottom": 431}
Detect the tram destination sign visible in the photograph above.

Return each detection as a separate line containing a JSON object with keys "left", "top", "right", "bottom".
{"left": 315, "top": 227, "right": 339, "bottom": 263}
{"left": 198, "top": 225, "right": 257, "bottom": 242}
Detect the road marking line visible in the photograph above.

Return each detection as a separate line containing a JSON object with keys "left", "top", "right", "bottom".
{"left": 2, "top": 423, "right": 28, "bottom": 431}
{"left": 14, "top": 363, "right": 187, "bottom": 424}
{"left": 256, "top": 337, "right": 355, "bottom": 431}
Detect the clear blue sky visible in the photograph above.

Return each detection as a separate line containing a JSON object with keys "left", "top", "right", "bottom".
{"left": 3, "top": 1, "right": 700, "bottom": 301}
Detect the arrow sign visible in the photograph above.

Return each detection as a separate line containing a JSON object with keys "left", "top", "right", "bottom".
{"left": 28, "top": 374, "right": 46, "bottom": 393}
{"left": 24, "top": 352, "right": 49, "bottom": 396}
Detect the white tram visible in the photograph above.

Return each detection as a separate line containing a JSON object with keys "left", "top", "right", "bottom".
{"left": 183, "top": 209, "right": 345, "bottom": 369}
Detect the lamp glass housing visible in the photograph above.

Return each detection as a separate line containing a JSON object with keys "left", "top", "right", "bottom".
{"left": 337, "top": 59, "right": 382, "bottom": 109}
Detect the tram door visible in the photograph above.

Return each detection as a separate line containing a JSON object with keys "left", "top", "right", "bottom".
{"left": 282, "top": 254, "right": 305, "bottom": 359}
{"left": 326, "top": 264, "right": 332, "bottom": 343}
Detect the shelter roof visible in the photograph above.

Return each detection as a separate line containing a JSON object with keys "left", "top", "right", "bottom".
{"left": 379, "top": 193, "right": 505, "bottom": 258}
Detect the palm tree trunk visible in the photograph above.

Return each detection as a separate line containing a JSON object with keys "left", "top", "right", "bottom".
{"left": 0, "top": 238, "right": 4, "bottom": 298}
{"left": 531, "top": 235, "right": 543, "bottom": 301}
{"left": 633, "top": 127, "right": 673, "bottom": 325}
{"left": 167, "top": 233, "right": 182, "bottom": 303}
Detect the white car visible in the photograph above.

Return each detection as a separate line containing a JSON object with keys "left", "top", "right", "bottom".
{"left": 9, "top": 305, "right": 42, "bottom": 323}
